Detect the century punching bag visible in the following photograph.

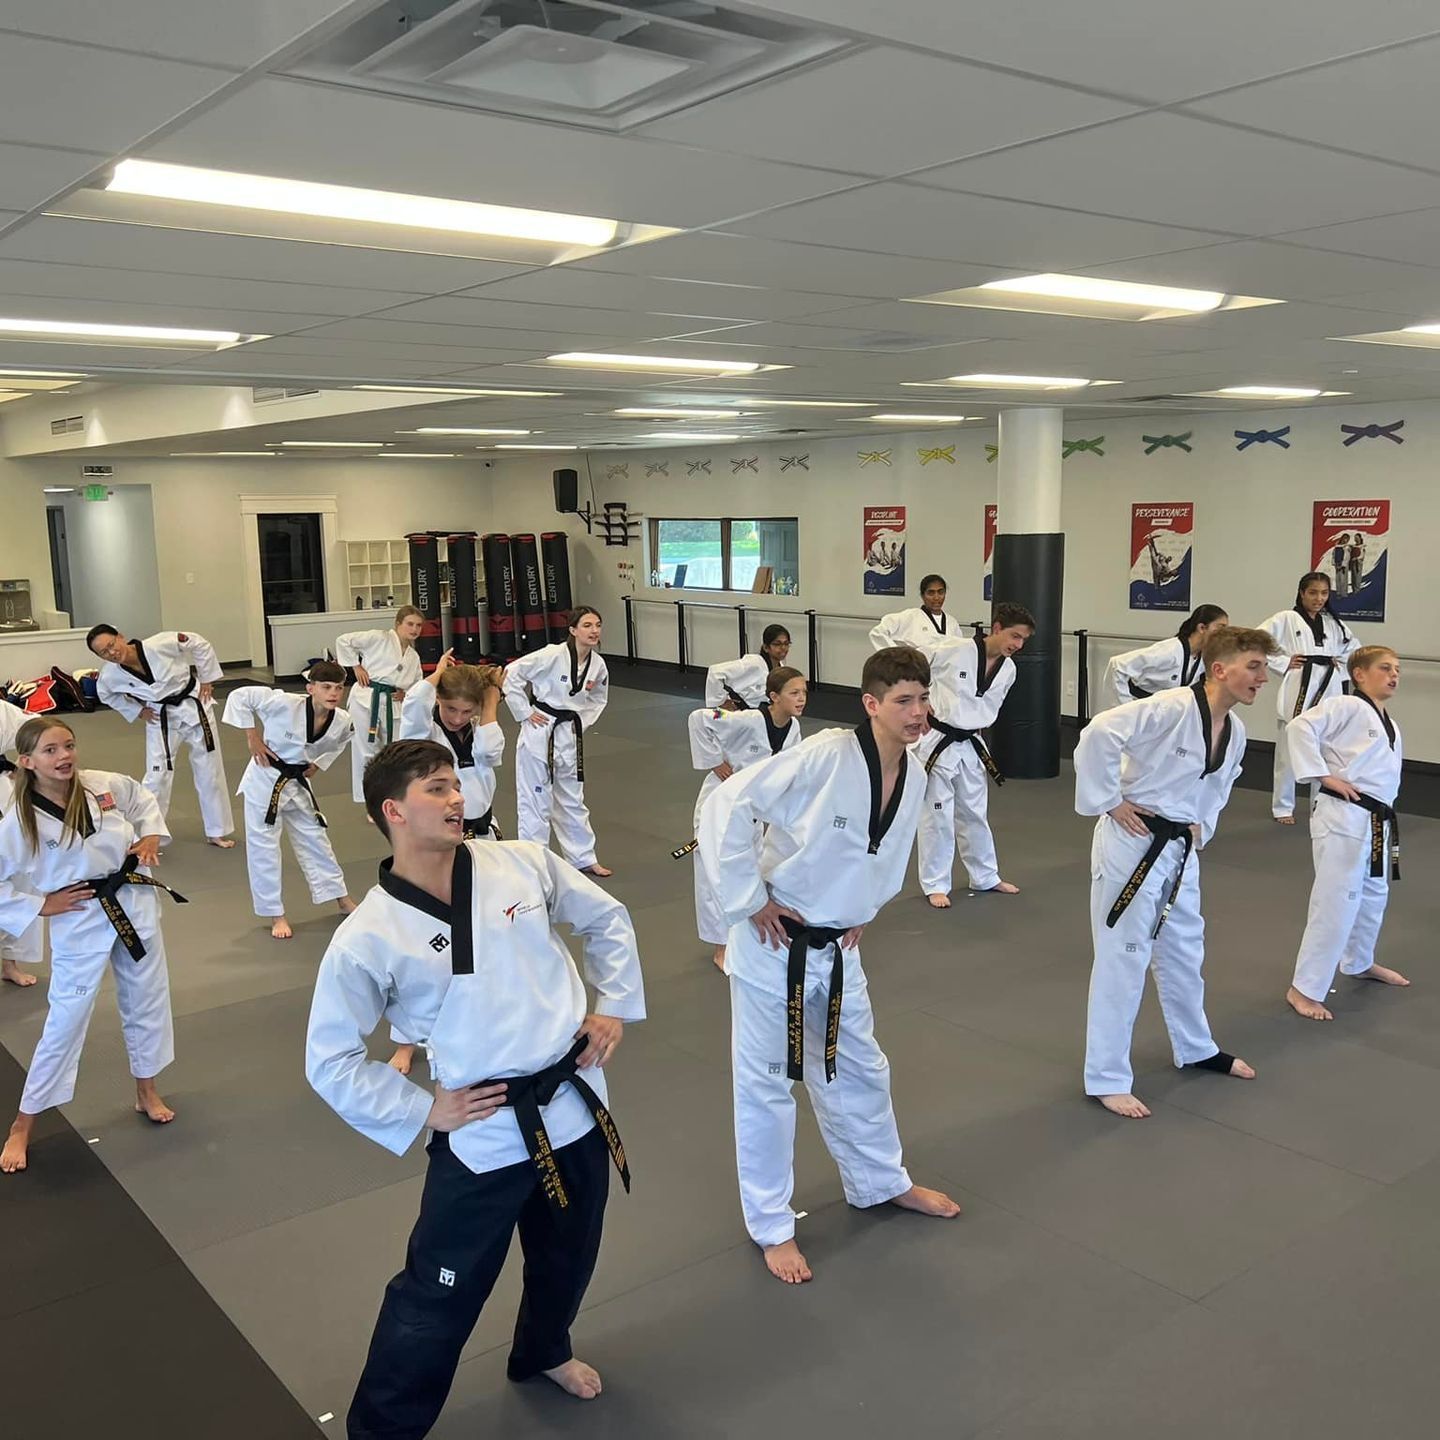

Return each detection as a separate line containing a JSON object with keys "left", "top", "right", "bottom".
{"left": 447, "top": 532, "right": 481, "bottom": 663}
{"left": 511, "top": 532, "right": 547, "bottom": 653}
{"left": 481, "top": 533, "right": 518, "bottom": 661}
{"left": 541, "top": 531, "right": 572, "bottom": 643}
{"left": 405, "top": 532, "right": 444, "bottom": 674}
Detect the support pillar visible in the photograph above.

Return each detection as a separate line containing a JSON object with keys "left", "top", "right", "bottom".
{"left": 990, "top": 407, "right": 1064, "bottom": 779}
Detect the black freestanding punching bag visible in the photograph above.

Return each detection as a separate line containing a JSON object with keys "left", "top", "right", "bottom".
{"left": 481, "top": 533, "right": 518, "bottom": 661}
{"left": 988, "top": 533, "right": 1064, "bottom": 779}
{"left": 405, "top": 532, "right": 444, "bottom": 674}
{"left": 447, "top": 532, "right": 481, "bottom": 663}
{"left": 511, "top": 532, "right": 547, "bottom": 653}
{"left": 541, "top": 531, "right": 572, "bottom": 643}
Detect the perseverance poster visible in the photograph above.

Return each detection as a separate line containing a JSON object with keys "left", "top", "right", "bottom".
{"left": 1129, "top": 502, "right": 1193, "bottom": 612}
{"left": 863, "top": 506, "right": 907, "bottom": 596}
{"left": 1311, "top": 499, "right": 1389, "bottom": 622}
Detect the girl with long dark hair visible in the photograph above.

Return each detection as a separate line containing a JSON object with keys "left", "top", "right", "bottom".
{"left": 1103, "top": 604, "right": 1230, "bottom": 706}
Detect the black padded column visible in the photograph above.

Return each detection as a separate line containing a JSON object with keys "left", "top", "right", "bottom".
{"left": 988, "top": 531, "right": 1064, "bottom": 779}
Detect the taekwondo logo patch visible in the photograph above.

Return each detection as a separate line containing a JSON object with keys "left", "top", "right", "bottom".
{"left": 958, "top": 671, "right": 968, "bottom": 679}
{"left": 768, "top": 1062, "right": 784, "bottom": 1075}
{"left": 1175, "top": 747, "right": 1189, "bottom": 758}
{"left": 832, "top": 816, "right": 848, "bottom": 829}
{"left": 503, "top": 900, "right": 543, "bottom": 924}
{"left": 1369, "top": 729, "right": 1379, "bottom": 738}
{"left": 438, "top": 1268, "right": 455, "bottom": 1288}
{"left": 46, "top": 838, "right": 59, "bottom": 850}
{"left": 934, "top": 802, "right": 943, "bottom": 810}
{"left": 1125, "top": 943, "right": 1138, "bottom": 953}
{"left": 428, "top": 934, "right": 449, "bottom": 952}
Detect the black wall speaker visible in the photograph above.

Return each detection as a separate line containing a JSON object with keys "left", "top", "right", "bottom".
{"left": 553, "top": 468, "right": 579, "bottom": 513}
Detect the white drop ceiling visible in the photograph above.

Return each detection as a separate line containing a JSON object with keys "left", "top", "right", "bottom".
{"left": 2, "top": 0, "right": 1440, "bottom": 458}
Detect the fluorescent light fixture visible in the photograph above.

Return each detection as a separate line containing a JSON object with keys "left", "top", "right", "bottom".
{"left": 487, "top": 443, "right": 580, "bottom": 451}
{"left": 547, "top": 352, "right": 761, "bottom": 374}
{"left": 1402, "top": 323, "right": 1440, "bottom": 335}
{"left": 1216, "top": 385, "right": 1323, "bottom": 399}
{"left": 353, "top": 384, "right": 563, "bottom": 397}
{"left": 405, "top": 427, "right": 532, "bottom": 436}
{"left": 867, "top": 413, "right": 978, "bottom": 423}
{"left": 108, "top": 159, "right": 619, "bottom": 248}
{"left": 638, "top": 431, "right": 741, "bottom": 441}
{"left": 0, "top": 367, "right": 86, "bottom": 379}
{"left": 0, "top": 316, "right": 260, "bottom": 348}
{"left": 940, "top": 373, "right": 1091, "bottom": 389}
{"left": 977, "top": 274, "right": 1226, "bottom": 312}
{"left": 271, "top": 440, "right": 386, "bottom": 448}
{"left": 741, "top": 398, "right": 870, "bottom": 408}
{"left": 43, "top": 486, "right": 76, "bottom": 493}
{"left": 171, "top": 450, "right": 280, "bottom": 457}
{"left": 614, "top": 407, "right": 743, "bottom": 419}
{"left": 371, "top": 451, "right": 460, "bottom": 458}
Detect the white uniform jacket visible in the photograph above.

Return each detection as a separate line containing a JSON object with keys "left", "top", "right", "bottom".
{"left": 1257, "top": 608, "right": 1360, "bottom": 720}
{"left": 399, "top": 683, "right": 505, "bottom": 822}
{"left": 925, "top": 637, "right": 1014, "bottom": 730}
{"left": 868, "top": 607, "right": 954, "bottom": 655}
{"left": 689, "top": 705, "right": 801, "bottom": 820}
{"left": 503, "top": 642, "right": 608, "bottom": 761}
{"left": 1102, "top": 636, "right": 1202, "bottom": 708}
{"left": 1287, "top": 694, "right": 1401, "bottom": 839}
{"left": 704, "top": 654, "right": 771, "bottom": 709}
{"left": 0, "top": 770, "right": 169, "bottom": 957}
{"left": 95, "top": 630, "right": 222, "bottom": 742}
{"left": 305, "top": 839, "right": 645, "bottom": 1175}
{"left": 1074, "top": 685, "right": 1246, "bottom": 846}
{"left": 221, "top": 687, "right": 352, "bottom": 813}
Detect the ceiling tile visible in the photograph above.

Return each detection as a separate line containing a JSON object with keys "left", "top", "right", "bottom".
{"left": 1277, "top": 209, "right": 1440, "bottom": 268}
{"left": 366, "top": 296, "right": 742, "bottom": 341}
{"left": 0, "top": 142, "right": 104, "bottom": 213}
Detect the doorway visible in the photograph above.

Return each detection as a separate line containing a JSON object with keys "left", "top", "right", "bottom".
{"left": 47, "top": 506, "right": 73, "bottom": 620}
{"left": 258, "top": 512, "right": 326, "bottom": 667}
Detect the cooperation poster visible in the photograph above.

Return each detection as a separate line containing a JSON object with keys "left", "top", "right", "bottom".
{"left": 1129, "top": 502, "right": 1193, "bottom": 612}
{"left": 1311, "top": 499, "right": 1389, "bottom": 622}
{"left": 863, "top": 506, "right": 907, "bottom": 596}
{"left": 983, "top": 504, "right": 997, "bottom": 603}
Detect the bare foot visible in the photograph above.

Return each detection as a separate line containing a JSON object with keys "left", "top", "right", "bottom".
{"left": 1273, "top": 815, "right": 1296, "bottom": 826}
{"left": 582, "top": 864, "right": 613, "bottom": 878}
{"left": 890, "top": 1184, "right": 961, "bottom": 1218}
{"left": 1359, "top": 964, "right": 1410, "bottom": 987}
{"left": 988, "top": 881, "right": 1020, "bottom": 895}
{"left": 134, "top": 1081, "right": 175, "bottom": 1124}
{"left": 541, "top": 1358, "right": 603, "bottom": 1400}
{"left": 271, "top": 917, "right": 293, "bottom": 940}
{"left": 1229, "top": 1057, "right": 1257, "bottom": 1079}
{"left": 926, "top": 893, "right": 952, "bottom": 909}
{"left": 711, "top": 945, "right": 727, "bottom": 971}
{"left": 2, "top": 958, "right": 37, "bottom": 987}
{"left": 1, "top": 1115, "right": 34, "bottom": 1173}
{"left": 207, "top": 836, "right": 237, "bottom": 848}
{"left": 1097, "top": 1092, "right": 1151, "bottom": 1119}
{"left": 1286, "top": 986, "right": 1333, "bottom": 1021}
{"left": 336, "top": 896, "right": 358, "bottom": 915}
{"left": 389, "top": 1045, "right": 416, "bottom": 1076}
{"left": 763, "top": 1238, "right": 812, "bottom": 1284}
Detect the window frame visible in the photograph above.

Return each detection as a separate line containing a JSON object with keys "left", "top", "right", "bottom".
{"left": 647, "top": 515, "right": 798, "bottom": 595}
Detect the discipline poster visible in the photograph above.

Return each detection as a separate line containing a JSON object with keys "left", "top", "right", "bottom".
{"left": 1311, "top": 499, "right": 1389, "bottom": 622}
{"left": 983, "top": 504, "right": 997, "bottom": 603}
{"left": 863, "top": 505, "right": 906, "bottom": 596}
{"left": 1129, "top": 502, "right": 1193, "bottom": 612}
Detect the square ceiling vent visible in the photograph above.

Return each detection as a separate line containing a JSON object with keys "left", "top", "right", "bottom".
{"left": 283, "top": 0, "right": 855, "bottom": 130}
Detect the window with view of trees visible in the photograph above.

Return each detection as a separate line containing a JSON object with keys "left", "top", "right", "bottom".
{"left": 648, "top": 517, "right": 799, "bottom": 594}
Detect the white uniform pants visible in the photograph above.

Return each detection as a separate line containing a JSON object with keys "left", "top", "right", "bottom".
{"left": 1272, "top": 716, "right": 1313, "bottom": 819}
{"left": 515, "top": 734, "right": 597, "bottom": 870}
{"left": 1291, "top": 825, "right": 1390, "bottom": 1002}
{"left": 1, "top": 914, "right": 43, "bottom": 968}
{"left": 693, "top": 781, "right": 756, "bottom": 945}
{"left": 144, "top": 709, "right": 233, "bottom": 837}
{"left": 347, "top": 686, "right": 402, "bottom": 803}
{"left": 1083, "top": 818, "right": 1218, "bottom": 1096}
{"left": 20, "top": 932, "right": 174, "bottom": 1114}
{"left": 730, "top": 960, "right": 911, "bottom": 1247}
{"left": 917, "top": 746, "right": 1000, "bottom": 894}
{"left": 241, "top": 792, "right": 347, "bottom": 917}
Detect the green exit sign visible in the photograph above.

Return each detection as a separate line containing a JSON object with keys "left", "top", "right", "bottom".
{"left": 83, "top": 484, "right": 109, "bottom": 501}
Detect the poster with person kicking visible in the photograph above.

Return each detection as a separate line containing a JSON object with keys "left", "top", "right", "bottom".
{"left": 1129, "top": 502, "right": 1193, "bottom": 611}
{"left": 1312, "top": 499, "right": 1389, "bottom": 621}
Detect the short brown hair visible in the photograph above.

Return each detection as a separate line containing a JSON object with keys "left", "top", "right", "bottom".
{"left": 363, "top": 739, "right": 453, "bottom": 840}
{"left": 992, "top": 602, "right": 1036, "bottom": 632}
{"left": 395, "top": 604, "right": 425, "bottom": 627}
{"left": 436, "top": 663, "right": 494, "bottom": 704}
{"left": 1201, "top": 624, "right": 1280, "bottom": 673}
{"left": 766, "top": 666, "right": 805, "bottom": 697}
{"left": 307, "top": 659, "right": 345, "bottom": 685}
{"left": 862, "top": 645, "right": 930, "bottom": 698}
{"left": 1349, "top": 645, "right": 1398, "bottom": 679}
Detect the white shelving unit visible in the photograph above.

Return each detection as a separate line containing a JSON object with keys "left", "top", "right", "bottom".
{"left": 345, "top": 538, "right": 461, "bottom": 612}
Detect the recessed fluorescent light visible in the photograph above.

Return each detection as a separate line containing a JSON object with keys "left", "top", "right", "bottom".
{"left": 0, "top": 367, "right": 87, "bottom": 379}
{"left": 405, "top": 427, "right": 532, "bottom": 436}
{"left": 638, "top": 431, "right": 741, "bottom": 441}
{"left": 0, "top": 316, "right": 260, "bottom": 348}
{"left": 940, "top": 373, "right": 1091, "bottom": 389}
{"left": 353, "top": 384, "right": 563, "bottom": 397}
{"left": 867, "top": 413, "right": 979, "bottom": 423}
{"left": 977, "top": 274, "right": 1226, "bottom": 312}
{"left": 170, "top": 450, "right": 280, "bottom": 457}
{"left": 614, "top": 407, "right": 743, "bottom": 418}
{"left": 271, "top": 440, "right": 387, "bottom": 448}
{"left": 1401, "top": 324, "right": 1440, "bottom": 335}
{"left": 108, "top": 159, "right": 619, "bottom": 248}
{"left": 371, "top": 451, "right": 460, "bottom": 458}
{"left": 547, "top": 352, "right": 761, "bottom": 374}
{"left": 487, "top": 444, "right": 580, "bottom": 451}
{"left": 43, "top": 486, "right": 76, "bottom": 493}
{"left": 1216, "top": 385, "right": 1324, "bottom": 399}
{"left": 742, "top": 398, "right": 870, "bottom": 408}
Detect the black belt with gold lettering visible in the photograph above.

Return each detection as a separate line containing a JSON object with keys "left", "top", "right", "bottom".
{"left": 722, "top": 683, "right": 752, "bottom": 711}
{"left": 779, "top": 914, "right": 847, "bottom": 1085}
{"left": 84, "top": 853, "right": 188, "bottom": 961}
{"left": 483, "top": 1036, "right": 629, "bottom": 1221}
{"left": 1321, "top": 785, "right": 1400, "bottom": 880}
{"left": 265, "top": 759, "right": 326, "bottom": 828}
{"left": 1292, "top": 654, "right": 1342, "bottom": 718}
{"left": 1126, "top": 679, "right": 1154, "bottom": 700}
{"left": 1105, "top": 812, "right": 1192, "bottom": 938}
{"left": 462, "top": 808, "right": 501, "bottom": 841}
{"left": 924, "top": 716, "right": 1004, "bottom": 785}
{"left": 156, "top": 668, "right": 214, "bottom": 769}
{"left": 534, "top": 700, "right": 584, "bottom": 782}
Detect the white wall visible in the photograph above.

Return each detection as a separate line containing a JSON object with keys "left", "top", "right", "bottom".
{"left": 57, "top": 484, "right": 162, "bottom": 635}
{"left": 487, "top": 401, "right": 1440, "bottom": 759}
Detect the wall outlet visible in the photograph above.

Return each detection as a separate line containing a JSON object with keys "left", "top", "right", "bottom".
{"left": 1065, "top": 681, "right": 1075, "bottom": 697}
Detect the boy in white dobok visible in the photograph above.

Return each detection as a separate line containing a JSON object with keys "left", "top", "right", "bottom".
{"left": 1077, "top": 626, "right": 1279, "bottom": 1119}
{"left": 916, "top": 601, "right": 1034, "bottom": 906}
{"left": 699, "top": 647, "right": 960, "bottom": 1285}
{"left": 1285, "top": 646, "right": 1408, "bottom": 1021}
{"left": 87, "top": 623, "right": 235, "bottom": 846}
{"left": 222, "top": 662, "right": 356, "bottom": 941}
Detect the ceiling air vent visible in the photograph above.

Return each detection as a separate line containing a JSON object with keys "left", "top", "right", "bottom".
{"left": 253, "top": 385, "right": 321, "bottom": 403}
{"left": 50, "top": 415, "right": 84, "bottom": 436}
{"left": 281, "top": 0, "right": 856, "bottom": 131}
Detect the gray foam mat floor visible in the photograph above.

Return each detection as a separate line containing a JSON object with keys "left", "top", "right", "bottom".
{"left": 2, "top": 675, "right": 1439, "bottom": 1438}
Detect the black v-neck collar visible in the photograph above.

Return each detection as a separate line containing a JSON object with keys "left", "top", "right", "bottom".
{"left": 120, "top": 639, "right": 155, "bottom": 685}
{"left": 378, "top": 852, "right": 455, "bottom": 927}
{"left": 434, "top": 706, "right": 476, "bottom": 765}
{"left": 974, "top": 638, "right": 1001, "bottom": 697}
{"left": 1358, "top": 692, "right": 1396, "bottom": 750}
{"left": 306, "top": 697, "right": 334, "bottom": 745}
{"left": 31, "top": 787, "right": 95, "bottom": 838}
{"left": 761, "top": 704, "right": 791, "bottom": 755}
{"left": 922, "top": 608, "right": 946, "bottom": 635}
{"left": 378, "top": 846, "right": 476, "bottom": 974}
{"left": 1295, "top": 606, "right": 1326, "bottom": 647}
{"left": 1190, "top": 682, "right": 1233, "bottom": 777}
{"left": 566, "top": 639, "right": 594, "bottom": 697}
{"left": 1179, "top": 639, "right": 1202, "bottom": 687}
{"left": 854, "top": 719, "right": 906, "bottom": 855}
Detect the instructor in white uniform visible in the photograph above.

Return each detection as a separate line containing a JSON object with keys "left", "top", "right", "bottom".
{"left": 306, "top": 739, "right": 645, "bottom": 1435}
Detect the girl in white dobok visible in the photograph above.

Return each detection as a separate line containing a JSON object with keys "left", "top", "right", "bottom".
{"left": 336, "top": 606, "right": 425, "bottom": 803}
{"left": 705, "top": 624, "right": 793, "bottom": 710}
{"left": 1102, "top": 604, "right": 1229, "bottom": 709}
